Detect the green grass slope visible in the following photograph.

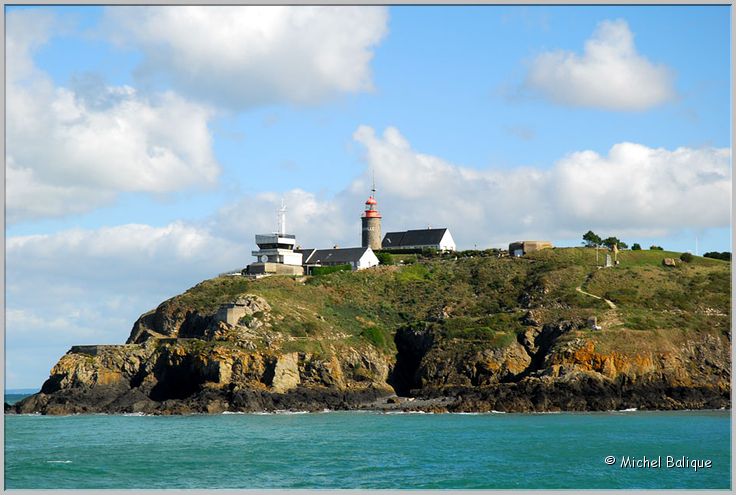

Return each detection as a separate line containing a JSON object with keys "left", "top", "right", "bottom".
{"left": 166, "top": 247, "right": 730, "bottom": 357}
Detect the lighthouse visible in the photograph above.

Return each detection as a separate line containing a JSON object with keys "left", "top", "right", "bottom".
{"left": 361, "top": 182, "right": 382, "bottom": 251}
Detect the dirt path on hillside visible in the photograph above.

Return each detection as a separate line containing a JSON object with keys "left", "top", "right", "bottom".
{"left": 576, "top": 286, "right": 617, "bottom": 309}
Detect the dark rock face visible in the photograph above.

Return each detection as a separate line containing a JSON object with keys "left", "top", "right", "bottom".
{"left": 389, "top": 323, "right": 436, "bottom": 396}
{"left": 12, "top": 385, "right": 392, "bottom": 416}
{"left": 10, "top": 285, "right": 731, "bottom": 415}
{"left": 442, "top": 379, "right": 730, "bottom": 413}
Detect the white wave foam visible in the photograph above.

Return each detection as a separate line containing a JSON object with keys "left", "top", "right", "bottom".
{"left": 384, "top": 410, "right": 432, "bottom": 415}
{"left": 251, "top": 410, "right": 311, "bottom": 415}
{"left": 46, "top": 460, "right": 72, "bottom": 464}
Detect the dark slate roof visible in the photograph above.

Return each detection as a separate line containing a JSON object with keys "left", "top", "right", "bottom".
{"left": 382, "top": 232, "right": 405, "bottom": 247}
{"left": 299, "top": 247, "right": 370, "bottom": 265}
{"left": 295, "top": 248, "right": 316, "bottom": 261}
{"left": 382, "top": 228, "right": 448, "bottom": 248}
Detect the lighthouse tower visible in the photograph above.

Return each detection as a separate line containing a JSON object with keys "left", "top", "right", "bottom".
{"left": 361, "top": 182, "right": 382, "bottom": 251}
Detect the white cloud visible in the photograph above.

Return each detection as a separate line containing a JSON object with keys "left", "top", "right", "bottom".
{"left": 7, "top": 223, "right": 243, "bottom": 287}
{"left": 6, "top": 127, "right": 730, "bottom": 387}
{"left": 210, "top": 126, "right": 731, "bottom": 251}
{"left": 6, "top": 9, "right": 220, "bottom": 223}
{"left": 551, "top": 143, "right": 731, "bottom": 231}
{"left": 211, "top": 189, "right": 351, "bottom": 250}
{"left": 6, "top": 222, "right": 246, "bottom": 387}
{"left": 6, "top": 6, "right": 389, "bottom": 224}
{"left": 525, "top": 19, "right": 676, "bottom": 110}
{"left": 352, "top": 126, "right": 730, "bottom": 245}
{"left": 103, "top": 6, "right": 388, "bottom": 108}
{"left": 6, "top": 157, "right": 117, "bottom": 222}
{"left": 5, "top": 8, "right": 55, "bottom": 81}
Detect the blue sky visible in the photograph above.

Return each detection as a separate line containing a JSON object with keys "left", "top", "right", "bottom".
{"left": 5, "top": 6, "right": 731, "bottom": 388}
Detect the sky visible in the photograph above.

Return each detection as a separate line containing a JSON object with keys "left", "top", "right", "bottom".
{"left": 4, "top": 5, "right": 731, "bottom": 388}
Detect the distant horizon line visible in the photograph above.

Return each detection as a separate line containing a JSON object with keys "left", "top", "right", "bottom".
{"left": 5, "top": 388, "right": 40, "bottom": 394}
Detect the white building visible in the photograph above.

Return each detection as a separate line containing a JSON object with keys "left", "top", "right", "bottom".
{"left": 298, "top": 247, "right": 379, "bottom": 271}
{"left": 251, "top": 234, "right": 303, "bottom": 266}
{"left": 247, "top": 201, "right": 305, "bottom": 276}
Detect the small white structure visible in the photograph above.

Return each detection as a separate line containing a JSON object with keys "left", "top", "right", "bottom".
{"left": 382, "top": 228, "right": 456, "bottom": 252}
{"left": 509, "top": 240, "right": 553, "bottom": 257}
{"left": 299, "top": 247, "right": 379, "bottom": 271}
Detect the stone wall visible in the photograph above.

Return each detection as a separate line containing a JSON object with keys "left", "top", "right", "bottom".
{"left": 247, "top": 262, "right": 304, "bottom": 276}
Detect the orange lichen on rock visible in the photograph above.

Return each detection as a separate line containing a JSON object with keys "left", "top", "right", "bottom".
{"left": 550, "top": 340, "right": 656, "bottom": 379}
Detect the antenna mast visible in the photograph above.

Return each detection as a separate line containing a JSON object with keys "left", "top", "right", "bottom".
{"left": 277, "top": 199, "right": 287, "bottom": 235}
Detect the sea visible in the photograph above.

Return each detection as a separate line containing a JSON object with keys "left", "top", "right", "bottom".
{"left": 4, "top": 392, "right": 731, "bottom": 489}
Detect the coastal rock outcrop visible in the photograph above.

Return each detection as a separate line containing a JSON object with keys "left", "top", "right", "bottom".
{"left": 11, "top": 249, "right": 731, "bottom": 415}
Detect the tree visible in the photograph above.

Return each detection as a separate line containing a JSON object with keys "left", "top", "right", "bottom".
{"left": 704, "top": 251, "right": 731, "bottom": 261}
{"left": 680, "top": 252, "right": 694, "bottom": 263}
{"left": 618, "top": 241, "right": 628, "bottom": 249}
{"left": 602, "top": 236, "right": 621, "bottom": 249}
{"left": 631, "top": 243, "right": 642, "bottom": 251}
{"left": 650, "top": 245, "right": 664, "bottom": 251}
{"left": 582, "top": 230, "right": 602, "bottom": 247}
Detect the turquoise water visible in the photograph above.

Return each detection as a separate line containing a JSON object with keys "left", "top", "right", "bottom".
{"left": 5, "top": 394, "right": 31, "bottom": 406}
{"left": 4, "top": 404, "right": 731, "bottom": 489}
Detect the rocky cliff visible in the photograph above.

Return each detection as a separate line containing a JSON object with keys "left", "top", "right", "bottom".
{"left": 10, "top": 248, "right": 731, "bottom": 414}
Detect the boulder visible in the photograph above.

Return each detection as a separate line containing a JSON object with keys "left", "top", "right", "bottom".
{"left": 270, "top": 353, "right": 301, "bottom": 393}
{"left": 215, "top": 295, "right": 271, "bottom": 327}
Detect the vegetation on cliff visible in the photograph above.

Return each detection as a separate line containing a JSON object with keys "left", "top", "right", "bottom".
{"left": 11, "top": 247, "right": 731, "bottom": 414}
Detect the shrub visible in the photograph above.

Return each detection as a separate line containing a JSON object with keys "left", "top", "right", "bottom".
{"left": 303, "top": 321, "right": 319, "bottom": 334}
{"left": 680, "top": 252, "right": 694, "bottom": 263}
{"left": 704, "top": 251, "right": 731, "bottom": 261}
{"left": 311, "top": 264, "right": 351, "bottom": 276}
{"left": 420, "top": 247, "right": 440, "bottom": 258}
{"left": 290, "top": 326, "right": 307, "bottom": 337}
{"left": 376, "top": 252, "right": 394, "bottom": 265}
{"left": 289, "top": 322, "right": 319, "bottom": 337}
{"left": 649, "top": 245, "right": 664, "bottom": 251}
{"left": 458, "top": 250, "right": 482, "bottom": 258}
{"left": 396, "top": 263, "right": 430, "bottom": 283}
{"left": 361, "top": 326, "right": 388, "bottom": 348}
{"left": 625, "top": 313, "right": 657, "bottom": 330}
{"left": 603, "top": 288, "right": 638, "bottom": 305}
{"left": 631, "top": 243, "right": 642, "bottom": 251}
